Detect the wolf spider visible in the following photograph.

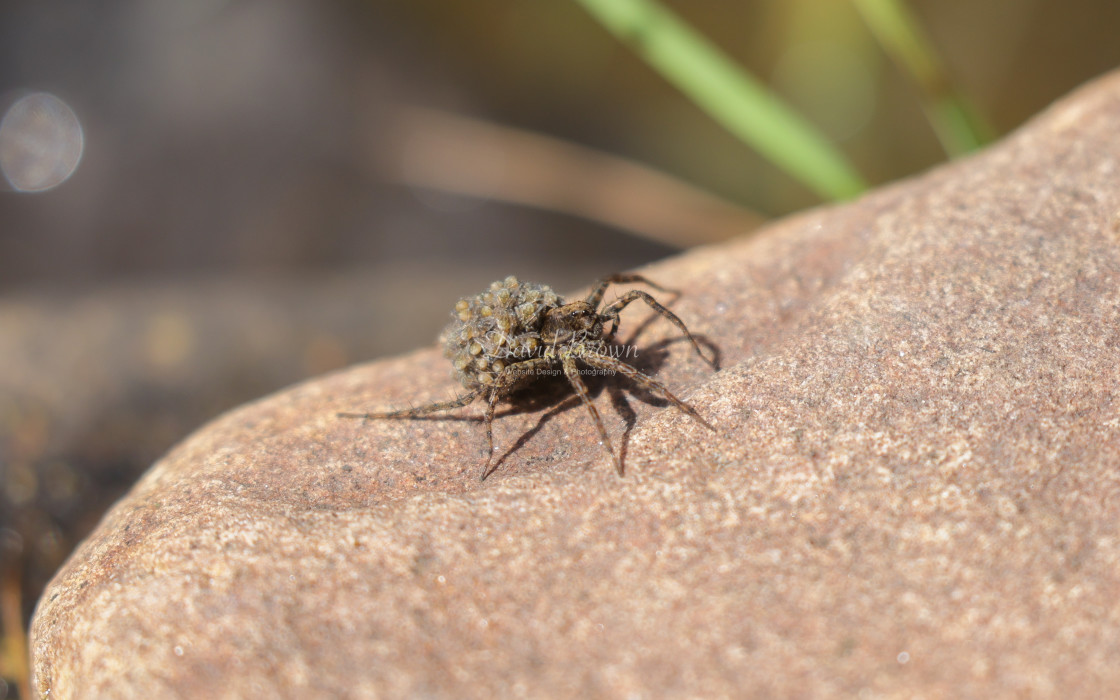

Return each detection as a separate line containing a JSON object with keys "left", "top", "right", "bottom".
{"left": 340, "top": 273, "right": 716, "bottom": 480}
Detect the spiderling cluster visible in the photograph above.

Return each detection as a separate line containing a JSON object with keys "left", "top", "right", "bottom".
{"left": 341, "top": 273, "right": 716, "bottom": 480}
{"left": 441, "top": 276, "right": 560, "bottom": 389}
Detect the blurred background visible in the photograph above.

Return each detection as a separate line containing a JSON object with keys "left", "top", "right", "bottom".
{"left": 3, "top": 0, "right": 1120, "bottom": 695}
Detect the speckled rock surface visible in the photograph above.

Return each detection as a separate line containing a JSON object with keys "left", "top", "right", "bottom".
{"left": 32, "top": 71, "right": 1120, "bottom": 698}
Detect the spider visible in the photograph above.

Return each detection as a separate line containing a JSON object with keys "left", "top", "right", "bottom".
{"left": 340, "top": 273, "right": 717, "bottom": 480}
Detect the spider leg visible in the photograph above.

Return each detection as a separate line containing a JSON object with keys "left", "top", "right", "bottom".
{"left": 338, "top": 388, "right": 482, "bottom": 420}
{"left": 478, "top": 357, "right": 558, "bottom": 481}
{"left": 600, "top": 290, "right": 716, "bottom": 369}
{"left": 562, "top": 356, "right": 623, "bottom": 476}
{"left": 584, "top": 273, "right": 677, "bottom": 308}
{"left": 480, "top": 388, "right": 501, "bottom": 481}
{"left": 578, "top": 353, "right": 714, "bottom": 431}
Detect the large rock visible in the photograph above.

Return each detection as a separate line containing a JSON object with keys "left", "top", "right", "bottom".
{"left": 32, "top": 71, "right": 1120, "bottom": 697}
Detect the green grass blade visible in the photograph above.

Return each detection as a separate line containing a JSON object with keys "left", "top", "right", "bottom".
{"left": 852, "top": 0, "right": 996, "bottom": 155}
{"left": 575, "top": 0, "right": 868, "bottom": 201}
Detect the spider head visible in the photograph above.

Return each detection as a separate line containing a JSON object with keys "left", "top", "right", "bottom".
{"left": 540, "top": 301, "right": 603, "bottom": 346}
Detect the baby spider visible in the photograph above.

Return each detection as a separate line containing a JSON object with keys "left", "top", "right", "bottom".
{"left": 340, "top": 273, "right": 716, "bottom": 480}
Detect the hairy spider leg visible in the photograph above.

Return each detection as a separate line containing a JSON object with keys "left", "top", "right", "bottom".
{"left": 478, "top": 356, "right": 557, "bottom": 481}
{"left": 600, "top": 290, "right": 716, "bottom": 369}
{"left": 587, "top": 274, "right": 677, "bottom": 337}
{"left": 481, "top": 388, "right": 501, "bottom": 479}
{"left": 338, "top": 388, "right": 483, "bottom": 420}
{"left": 561, "top": 356, "right": 623, "bottom": 476}
{"left": 584, "top": 273, "right": 676, "bottom": 309}
{"left": 578, "top": 353, "right": 714, "bottom": 432}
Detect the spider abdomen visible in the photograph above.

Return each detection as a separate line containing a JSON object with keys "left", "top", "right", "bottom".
{"left": 440, "top": 275, "right": 561, "bottom": 389}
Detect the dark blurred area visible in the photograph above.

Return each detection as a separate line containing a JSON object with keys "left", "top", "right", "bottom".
{"left": 2, "top": 0, "right": 1120, "bottom": 696}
